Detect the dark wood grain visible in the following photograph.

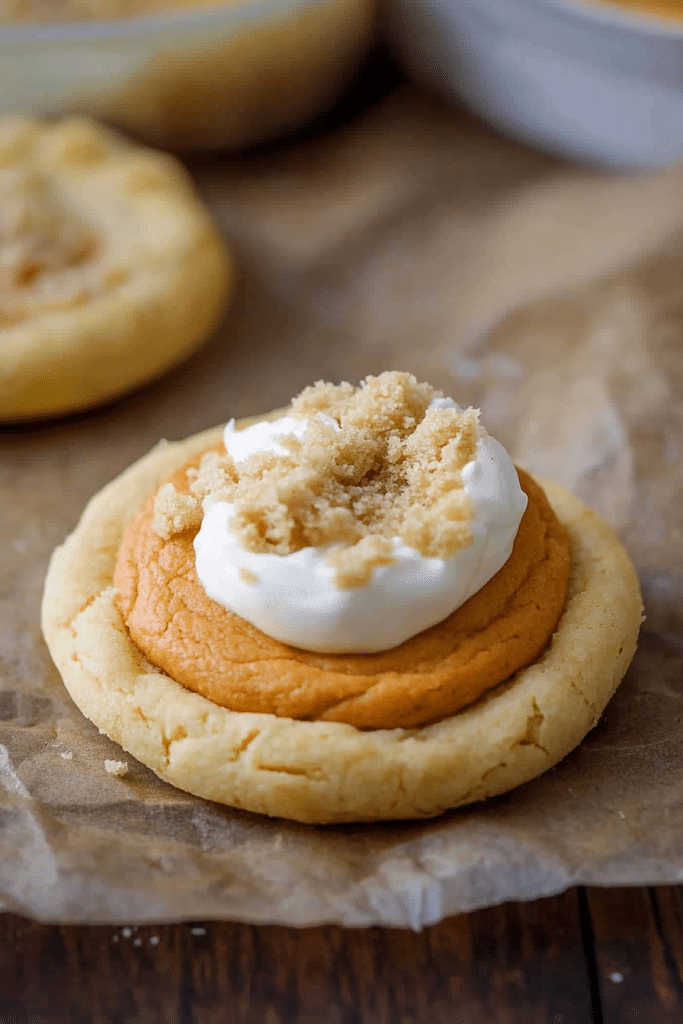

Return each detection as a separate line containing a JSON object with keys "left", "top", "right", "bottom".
{"left": 0, "top": 887, "right": 600, "bottom": 1024}
{"left": 587, "top": 886, "right": 683, "bottom": 1023}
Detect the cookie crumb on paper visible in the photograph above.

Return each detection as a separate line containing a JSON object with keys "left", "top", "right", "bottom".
{"left": 104, "top": 759, "right": 128, "bottom": 777}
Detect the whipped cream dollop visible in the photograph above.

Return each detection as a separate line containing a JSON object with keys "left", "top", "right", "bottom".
{"left": 193, "top": 398, "right": 528, "bottom": 654}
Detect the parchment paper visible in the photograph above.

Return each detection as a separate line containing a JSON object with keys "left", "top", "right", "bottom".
{"left": 2, "top": 87, "right": 683, "bottom": 927}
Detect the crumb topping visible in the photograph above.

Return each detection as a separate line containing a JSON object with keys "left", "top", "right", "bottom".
{"left": 325, "top": 535, "right": 397, "bottom": 589}
{"left": 187, "top": 449, "right": 236, "bottom": 505}
{"left": 238, "top": 566, "right": 260, "bottom": 585}
{"left": 152, "top": 482, "right": 202, "bottom": 540}
{"left": 0, "top": 168, "right": 104, "bottom": 327}
{"left": 153, "top": 373, "right": 481, "bottom": 588}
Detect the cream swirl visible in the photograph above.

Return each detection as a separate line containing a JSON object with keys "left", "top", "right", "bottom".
{"left": 193, "top": 398, "right": 527, "bottom": 654}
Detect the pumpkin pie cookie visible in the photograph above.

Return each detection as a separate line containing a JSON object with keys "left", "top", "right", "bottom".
{"left": 42, "top": 377, "right": 642, "bottom": 823}
{"left": 0, "top": 115, "right": 232, "bottom": 421}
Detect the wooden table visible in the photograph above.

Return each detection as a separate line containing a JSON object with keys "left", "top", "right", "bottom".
{"left": 4, "top": 886, "right": 682, "bottom": 1022}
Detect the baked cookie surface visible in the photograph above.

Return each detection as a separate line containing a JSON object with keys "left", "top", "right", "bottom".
{"left": 41, "top": 419, "right": 643, "bottom": 824}
{"left": 0, "top": 116, "right": 232, "bottom": 421}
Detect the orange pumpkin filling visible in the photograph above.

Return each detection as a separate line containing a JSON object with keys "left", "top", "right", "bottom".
{"left": 114, "top": 450, "right": 571, "bottom": 730}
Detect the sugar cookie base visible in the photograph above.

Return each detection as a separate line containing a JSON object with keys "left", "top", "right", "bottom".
{"left": 41, "top": 421, "right": 643, "bottom": 824}
{"left": 0, "top": 117, "right": 233, "bottom": 422}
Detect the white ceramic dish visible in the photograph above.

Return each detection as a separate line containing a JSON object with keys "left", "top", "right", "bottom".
{"left": 0, "top": 0, "right": 375, "bottom": 151}
{"left": 385, "top": 0, "right": 683, "bottom": 167}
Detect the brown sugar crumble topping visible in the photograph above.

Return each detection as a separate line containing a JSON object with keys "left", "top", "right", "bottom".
{"left": 152, "top": 372, "right": 481, "bottom": 588}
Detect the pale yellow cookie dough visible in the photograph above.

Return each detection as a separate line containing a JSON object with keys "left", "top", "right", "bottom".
{"left": 0, "top": 116, "right": 233, "bottom": 421}
{"left": 41, "top": 416, "right": 643, "bottom": 823}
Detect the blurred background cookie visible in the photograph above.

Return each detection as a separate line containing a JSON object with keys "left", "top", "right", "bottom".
{"left": 0, "top": 0, "right": 376, "bottom": 152}
{"left": 0, "top": 115, "right": 232, "bottom": 422}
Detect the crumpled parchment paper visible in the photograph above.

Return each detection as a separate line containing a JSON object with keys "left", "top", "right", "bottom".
{"left": 2, "top": 87, "right": 682, "bottom": 927}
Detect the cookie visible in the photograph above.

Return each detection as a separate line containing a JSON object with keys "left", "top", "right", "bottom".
{"left": 42, "top": 418, "right": 643, "bottom": 823}
{"left": 0, "top": 116, "right": 232, "bottom": 421}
